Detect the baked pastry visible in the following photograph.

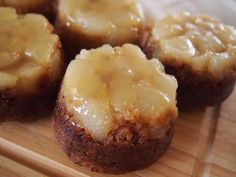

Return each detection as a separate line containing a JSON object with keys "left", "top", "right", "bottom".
{"left": 145, "top": 12, "right": 236, "bottom": 107}
{"left": 0, "top": 0, "right": 55, "bottom": 21}
{"left": 55, "top": 0, "right": 145, "bottom": 60}
{"left": 54, "top": 44, "right": 178, "bottom": 174}
{"left": 0, "top": 7, "right": 64, "bottom": 121}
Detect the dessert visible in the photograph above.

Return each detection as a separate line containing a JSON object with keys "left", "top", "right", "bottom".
{"left": 55, "top": 0, "right": 145, "bottom": 60}
{"left": 0, "top": 7, "right": 64, "bottom": 121}
{"left": 0, "top": 0, "right": 55, "bottom": 21}
{"left": 54, "top": 44, "right": 178, "bottom": 173}
{"left": 145, "top": 12, "right": 236, "bottom": 107}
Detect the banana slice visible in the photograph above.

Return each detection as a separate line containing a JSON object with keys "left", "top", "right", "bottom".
{"left": 0, "top": 72, "right": 17, "bottom": 91}
{"left": 62, "top": 44, "right": 178, "bottom": 140}
{"left": 0, "top": 52, "right": 19, "bottom": 69}
{"left": 151, "top": 12, "right": 236, "bottom": 78}
{"left": 0, "top": 7, "right": 61, "bottom": 92}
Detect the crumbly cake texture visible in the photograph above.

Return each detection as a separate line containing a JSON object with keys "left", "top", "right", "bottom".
{"left": 165, "top": 64, "right": 236, "bottom": 108}
{"left": 54, "top": 44, "right": 178, "bottom": 173}
{"left": 146, "top": 12, "right": 236, "bottom": 107}
{"left": 0, "top": 80, "right": 59, "bottom": 121}
{"left": 0, "top": 8, "right": 65, "bottom": 121}
{"left": 54, "top": 99, "right": 175, "bottom": 174}
{"left": 55, "top": 0, "right": 145, "bottom": 60}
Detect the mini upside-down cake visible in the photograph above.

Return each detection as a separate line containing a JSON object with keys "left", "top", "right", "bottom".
{"left": 55, "top": 0, "right": 145, "bottom": 60}
{"left": 0, "top": 0, "right": 55, "bottom": 20}
{"left": 0, "top": 7, "right": 64, "bottom": 121}
{"left": 146, "top": 12, "right": 236, "bottom": 107}
{"left": 53, "top": 44, "right": 178, "bottom": 174}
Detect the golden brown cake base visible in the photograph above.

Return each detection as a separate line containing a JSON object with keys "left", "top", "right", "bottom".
{"left": 138, "top": 18, "right": 154, "bottom": 59}
{"left": 55, "top": 21, "right": 110, "bottom": 61}
{"left": 55, "top": 19, "right": 142, "bottom": 61}
{"left": 0, "top": 80, "right": 59, "bottom": 122}
{"left": 141, "top": 36, "right": 155, "bottom": 60}
{"left": 55, "top": 24, "right": 141, "bottom": 62}
{"left": 165, "top": 64, "right": 236, "bottom": 108}
{"left": 53, "top": 98, "right": 175, "bottom": 174}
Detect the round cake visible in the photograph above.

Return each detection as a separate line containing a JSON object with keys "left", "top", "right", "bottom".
{"left": 145, "top": 12, "right": 236, "bottom": 107}
{"left": 55, "top": 0, "right": 145, "bottom": 60}
{"left": 54, "top": 44, "right": 178, "bottom": 174}
{"left": 0, "top": 7, "right": 64, "bottom": 121}
{"left": 0, "top": 0, "right": 55, "bottom": 21}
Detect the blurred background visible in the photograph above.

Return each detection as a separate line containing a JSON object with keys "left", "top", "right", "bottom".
{"left": 140, "top": 0, "right": 236, "bottom": 26}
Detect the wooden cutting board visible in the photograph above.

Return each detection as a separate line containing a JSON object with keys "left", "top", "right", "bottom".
{"left": 0, "top": 0, "right": 236, "bottom": 177}
{"left": 0, "top": 90, "right": 236, "bottom": 177}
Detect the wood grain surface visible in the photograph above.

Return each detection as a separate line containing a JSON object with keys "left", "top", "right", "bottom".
{"left": 0, "top": 0, "right": 236, "bottom": 177}
{"left": 0, "top": 90, "right": 235, "bottom": 177}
